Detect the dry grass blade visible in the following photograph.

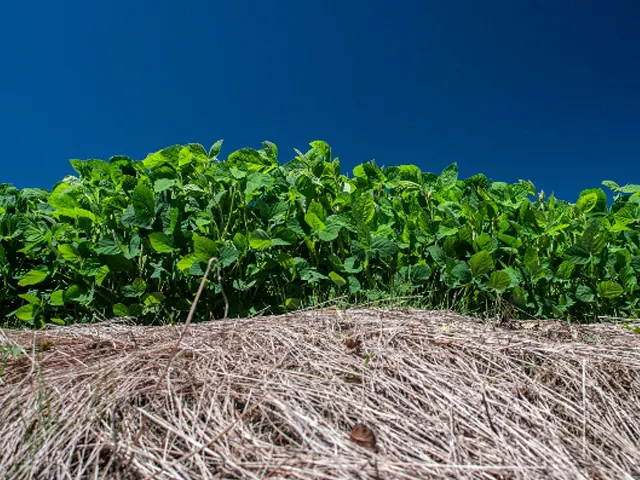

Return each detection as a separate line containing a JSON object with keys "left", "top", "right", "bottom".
{"left": 1, "top": 308, "right": 639, "bottom": 479}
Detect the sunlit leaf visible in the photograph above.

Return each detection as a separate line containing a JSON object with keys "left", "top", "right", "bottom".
{"left": 597, "top": 281, "right": 624, "bottom": 299}
{"left": 18, "top": 269, "right": 48, "bottom": 287}
{"left": 149, "top": 232, "right": 174, "bottom": 253}
{"left": 248, "top": 229, "right": 273, "bottom": 250}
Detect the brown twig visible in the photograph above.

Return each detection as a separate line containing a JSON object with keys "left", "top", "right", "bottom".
{"left": 134, "top": 257, "right": 226, "bottom": 445}
{"left": 152, "top": 256, "right": 226, "bottom": 395}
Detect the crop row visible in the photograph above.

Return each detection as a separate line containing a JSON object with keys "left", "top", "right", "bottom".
{"left": 1, "top": 140, "right": 639, "bottom": 328}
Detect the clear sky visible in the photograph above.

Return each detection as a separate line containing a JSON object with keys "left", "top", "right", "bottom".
{"left": 1, "top": 0, "right": 638, "bottom": 202}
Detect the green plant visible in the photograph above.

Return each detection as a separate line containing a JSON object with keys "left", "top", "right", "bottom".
{"left": 1, "top": 139, "right": 639, "bottom": 328}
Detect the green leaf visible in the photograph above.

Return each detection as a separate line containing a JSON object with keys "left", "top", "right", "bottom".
{"left": 183, "top": 183, "right": 205, "bottom": 194}
{"left": 370, "top": 236, "right": 397, "bottom": 260}
{"left": 304, "top": 210, "right": 326, "bottom": 231}
{"left": 451, "top": 262, "right": 472, "bottom": 285}
{"left": 308, "top": 200, "right": 327, "bottom": 221}
{"left": 309, "top": 140, "right": 331, "bottom": 161}
{"left": 65, "top": 284, "right": 93, "bottom": 304}
{"left": 597, "top": 281, "right": 624, "bottom": 299}
{"left": 143, "top": 292, "right": 165, "bottom": 307}
{"left": 498, "top": 233, "right": 522, "bottom": 249}
{"left": 149, "top": 232, "right": 174, "bottom": 253}
{"left": 177, "top": 254, "right": 197, "bottom": 274}
{"left": 95, "top": 235, "right": 121, "bottom": 255}
{"left": 233, "top": 232, "right": 248, "bottom": 252}
{"left": 193, "top": 233, "right": 218, "bottom": 262}
{"left": 613, "top": 206, "right": 635, "bottom": 225}
{"left": 437, "top": 225, "right": 458, "bottom": 239}
{"left": 354, "top": 195, "right": 375, "bottom": 224}
{"left": 208, "top": 140, "right": 223, "bottom": 159}
{"left": 575, "top": 286, "right": 595, "bottom": 303}
{"left": 15, "top": 304, "right": 38, "bottom": 322}
{"left": 102, "top": 254, "right": 135, "bottom": 273}
{"left": 54, "top": 207, "right": 96, "bottom": 222}
{"left": 178, "top": 146, "right": 195, "bottom": 167}
{"left": 344, "top": 256, "right": 363, "bottom": 273}
{"left": 417, "top": 211, "right": 431, "bottom": 237}
{"left": 576, "top": 193, "right": 597, "bottom": 212}
{"left": 262, "top": 141, "right": 278, "bottom": 162}
{"left": 143, "top": 145, "right": 180, "bottom": 170}
{"left": 50, "top": 290, "right": 65, "bottom": 306}
{"left": 228, "top": 147, "right": 273, "bottom": 171}
{"left": 132, "top": 183, "right": 155, "bottom": 225}
{"left": 18, "top": 269, "right": 48, "bottom": 287}
{"left": 48, "top": 183, "right": 79, "bottom": 210}
{"left": 428, "top": 245, "right": 447, "bottom": 267}
{"left": 58, "top": 244, "right": 81, "bottom": 263}
{"left": 284, "top": 297, "right": 302, "bottom": 310}
{"left": 438, "top": 163, "right": 458, "bottom": 190}
{"left": 154, "top": 178, "right": 177, "bottom": 193}
{"left": 577, "top": 188, "right": 607, "bottom": 213}
{"left": 96, "top": 265, "right": 110, "bottom": 286}
{"left": 18, "top": 294, "right": 41, "bottom": 305}
{"left": 564, "top": 245, "right": 590, "bottom": 265}
{"left": 620, "top": 184, "right": 640, "bottom": 194}
{"left": 469, "top": 251, "right": 493, "bottom": 278}
{"left": 348, "top": 275, "right": 361, "bottom": 293}
{"left": 487, "top": 271, "right": 511, "bottom": 292}
{"left": 581, "top": 224, "right": 607, "bottom": 255}
{"left": 410, "top": 264, "right": 433, "bottom": 283}
{"left": 248, "top": 229, "right": 273, "bottom": 250}
{"left": 133, "top": 277, "right": 147, "bottom": 295}
{"left": 245, "top": 172, "right": 272, "bottom": 195}
{"left": 475, "top": 233, "right": 493, "bottom": 252}
{"left": 219, "top": 246, "right": 239, "bottom": 268}
{"left": 122, "top": 284, "right": 139, "bottom": 298}
{"left": 556, "top": 261, "right": 575, "bottom": 280}
{"left": 353, "top": 164, "right": 367, "bottom": 178}
{"left": 329, "top": 271, "right": 347, "bottom": 288}
{"left": 113, "top": 303, "right": 130, "bottom": 316}
{"left": 317, "top": 228, "right": 340, "bottom": 242}
{"left": 79, "top": 258, "right": 103, "bottom": 277}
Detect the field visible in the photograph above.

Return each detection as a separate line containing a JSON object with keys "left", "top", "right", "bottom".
{"left": 1, "top": 140, "right": 639, "bottom": 479}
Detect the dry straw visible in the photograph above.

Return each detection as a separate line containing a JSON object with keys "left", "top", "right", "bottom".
{"left": 1, "top": 307, "right": 639, "bottom": 479}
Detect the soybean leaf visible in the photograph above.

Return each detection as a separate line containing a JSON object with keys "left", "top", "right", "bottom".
{"left": 487, "top": 271, "right": 511, "bottom": 292}
{"left": 193, "top": 234, "right": 218, "bottom": 262}
{"left": 248, "top": 229, "right": 273, "bottom": 250}
{"left": 597, "top": 281, "right": 624, "bottom": 299}
{"left": 576, "top": 286, "right": 595, "bottom": 303}
{"left": 439, "top": 163, "right": 458, "bottom": 190}
{"left": 18, "top": 269, "right": 48, "bottom": 287}
{"left": 219, "top": 245, "right": 239, "bottom": 268}
{"left": 15, "top": 304, "right": 38, "bottom": 322}
{"left": 469, "top": 251, "right": 493, "bottom": 278}
{"left": 58, "top": 244, "right": 81, "bottom": 263}
{"left": 149, "top": 232, "right": 174, "bottom": 253}
{"left": 329, "top": 271, "right": 347, "bottom": 288}
{"left": 208, "top": 140, "right": 223, "bottom": 159}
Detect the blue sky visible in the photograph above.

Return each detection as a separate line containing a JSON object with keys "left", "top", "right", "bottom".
{"left": 1, "top": 0, "right": 638, "bottom": 202}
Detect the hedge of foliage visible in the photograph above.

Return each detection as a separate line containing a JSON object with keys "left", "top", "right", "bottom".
{"left": 1, "top": 140, "right": 639, "bottom": 328}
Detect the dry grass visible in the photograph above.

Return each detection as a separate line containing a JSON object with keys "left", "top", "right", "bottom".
{"left": 0, "top": 308, "right": 639, "bottom": 479}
